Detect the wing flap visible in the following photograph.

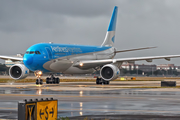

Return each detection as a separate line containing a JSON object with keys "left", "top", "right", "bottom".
{"left": 73, "top": 55, "right": 180, "bottom": 69}
{"left": 115, "top": 46, "right": 156, "bottom": 53}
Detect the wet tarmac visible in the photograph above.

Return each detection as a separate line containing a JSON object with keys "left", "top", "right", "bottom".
{"left": 0, "top": 81, "right": 180, "bottom": 119}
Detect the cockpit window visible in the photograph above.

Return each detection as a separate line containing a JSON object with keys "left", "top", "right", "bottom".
{"left": 30, "top": 51, "right": 35, "bottom": 54}
{"left": 26, "top": 51, "right": 29, "bottom": 54}
{"left": 26, "top": 51, "right": 40, "bottom": 54}
{"left": 35, "top": 51, "right": 41, "bottom": 54}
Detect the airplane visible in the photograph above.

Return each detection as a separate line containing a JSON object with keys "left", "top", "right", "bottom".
{"left": 0, "top": 6, "right": 180, "bottom": 85}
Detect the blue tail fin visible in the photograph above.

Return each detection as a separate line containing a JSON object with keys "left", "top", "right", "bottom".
{"left": 101, "top": 6, "right": 118, "bottom": 47}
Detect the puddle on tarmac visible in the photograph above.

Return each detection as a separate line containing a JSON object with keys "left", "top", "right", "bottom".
{"left": 0, "top": 87, "right": 179, "bottom": 96}
{"left": 1, "top": 86, "right": 180, "bottom": 119}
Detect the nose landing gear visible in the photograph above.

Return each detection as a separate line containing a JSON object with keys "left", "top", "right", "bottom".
{"left": 34, "top": 71, "right": 43, "bottom": 85}
{"left": 46, "top": 74, "right": 60, "bottom": 84}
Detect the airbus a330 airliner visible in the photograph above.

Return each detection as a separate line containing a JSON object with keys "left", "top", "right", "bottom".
{"left": 1, "top": 6, "right": 180, "bottom": 85}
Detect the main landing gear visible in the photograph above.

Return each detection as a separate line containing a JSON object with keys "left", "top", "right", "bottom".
{"left": 96, "top": 77, "right": 109, "bottom": 85}
{"left": 46, "top": 74, "right": 60, "bottom": 84}
{"left": 35, "top": 71, "right": 43, "bottom": 85}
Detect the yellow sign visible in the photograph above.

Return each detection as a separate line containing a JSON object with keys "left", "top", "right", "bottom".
{"left": 25, "top": 100, "right": 58, "bottom": 120}
{"left": 26, "top": 103, "right": 36, "bottom": 120}
{"left": 37, "top": 100, "right": 58, "bottom": 120}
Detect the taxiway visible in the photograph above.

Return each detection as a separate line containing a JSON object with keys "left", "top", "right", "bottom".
{"left": 0, "top": 81, "right": 180, "bottom": 119}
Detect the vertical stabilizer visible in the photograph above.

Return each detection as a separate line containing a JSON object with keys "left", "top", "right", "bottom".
{"left": 101, "top": 6, "right": 118, "bottom": 47}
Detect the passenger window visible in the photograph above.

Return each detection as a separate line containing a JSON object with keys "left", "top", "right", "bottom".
{"left": 35, "top": 51, "right": 41, "bottom": 54}
{"left": 30, "top": 51, "right": 35, "bottom": 54}
{"left": 26, "top": 51, "right": 29, "bottom": 54}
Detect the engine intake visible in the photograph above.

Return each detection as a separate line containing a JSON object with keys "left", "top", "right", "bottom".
{"left": 9, "top": 64, "right": 29, "bottom": 79}
{"left": 100, "top": 64, "right": 120, "bottom": 81}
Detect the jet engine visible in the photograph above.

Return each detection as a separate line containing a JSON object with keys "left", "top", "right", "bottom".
{"left": 9, "top": 64, "right": 29, "bottom": 79}
{"left": 100, "top": 64, "right": 120, "bottom": 81}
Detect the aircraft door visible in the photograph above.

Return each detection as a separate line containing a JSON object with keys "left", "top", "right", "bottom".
{"left": 46, "top": 47, "right": 53, "bottom": 60}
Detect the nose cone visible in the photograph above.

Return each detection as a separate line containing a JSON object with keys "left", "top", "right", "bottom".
{"left": 23, "top": 55, "right": 33, "bottom": 65}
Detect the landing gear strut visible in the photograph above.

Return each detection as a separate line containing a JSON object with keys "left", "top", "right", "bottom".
{"left": 34, "top": 71, "right": 43, "bottom": 85}
{"left": 46, "top": 74, "right": 60, "bottom": 84}
{"left": 96, "top": 77, "right": 109, "bottom": 85}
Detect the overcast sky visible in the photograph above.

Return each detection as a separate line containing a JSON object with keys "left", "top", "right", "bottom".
{"left": 1, "top": 0, "right": 180, "bottom": 65}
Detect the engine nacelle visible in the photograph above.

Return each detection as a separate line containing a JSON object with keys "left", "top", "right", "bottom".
{"left": 100, "top": 64, "right": 120, "bottom": 81}
{"left": 9, "top": 64, "right": 29, "bottom": 79}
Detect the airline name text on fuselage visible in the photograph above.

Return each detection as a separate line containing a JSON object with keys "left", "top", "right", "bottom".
{"left": 51, "top": 46, "right": 82, "bottom": 53}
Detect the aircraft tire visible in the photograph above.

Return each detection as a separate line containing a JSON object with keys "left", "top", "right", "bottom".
{"left": 40, "top": 79, "right": 43, "bottom": 85}
{"left": 36, "top": 79, "right": 39, "bottom": 85}
{"left": 96, "top": 78, "right": 99, "bottom": 84}
{"left": 96, "top": 77, "right": 101, "bottom": 84}
{"left": 46, "top": 78, "right": 49, "bottom": 84}
{"left": 53, "top": 78, "right": 56, "bottom": 84}
{"left": 104, "top": 81, "right": 109, "bottom": 85}
{"left": 96, "top": 80, "right": 99, "bottom": 84}
{"left": 56, "top": 78, "right": 60, "bottom": 84}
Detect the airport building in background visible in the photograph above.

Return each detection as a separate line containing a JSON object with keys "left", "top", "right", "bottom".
{"left": 121, "top": 63, "right": 180, "bottom": 72}
{"left": 121, "top": 63, "right": 156, "bottom": 72}
{"left": 157, "top": 64, "right": 180, "bottom": 70}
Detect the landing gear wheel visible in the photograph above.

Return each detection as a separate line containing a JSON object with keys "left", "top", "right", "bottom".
{"left": 36, "top": 79, "right": 39, "bottom": 85}
{"left": 55, "top": 78, "right": 60, "bottom": 84}
{"left": 40, "top": 79, "right": 43, "bottom": 85}
{"left": 96, "top": 77, "right": 100, "bottom": 84}
{"left": 46, "top": 78, "right": 50, "bottom": 84}
{"left": 53, "top": 78, "right": 56, "bottom": 84}
{"left": 103, "top": 80, "right": 109, "bottom": 85}
{"left": 96, "top": 77, "right": 102, "bottom": 85}
{"left": 96, "top": 77, "right": 110, "bottom": 85}
{"left": 46, "top": 74, "right": 60, "bottom": 84}
{"left": 36, "top": 79, "right": 43, "bottom": 85}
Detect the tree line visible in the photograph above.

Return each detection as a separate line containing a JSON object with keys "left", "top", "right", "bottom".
{"left": 0, "top": 64, "right": 9, "bottom": 75}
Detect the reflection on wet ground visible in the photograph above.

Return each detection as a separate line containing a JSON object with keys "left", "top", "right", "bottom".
{"left": 0, "top": 82, "right": 180, "bottom": 119}
{"left": 0, "top": 86, "right": 179, "bottom": 96}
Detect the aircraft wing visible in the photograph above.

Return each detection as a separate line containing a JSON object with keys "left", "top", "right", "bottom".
{"left": 73, "top": 55, "right": 180, "bottom": 69}
{"left": 0, "top": 55, "right": 23, "bottom": 61}
{"left": 115, "top": 46, "right": 156, "bottom": 53}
